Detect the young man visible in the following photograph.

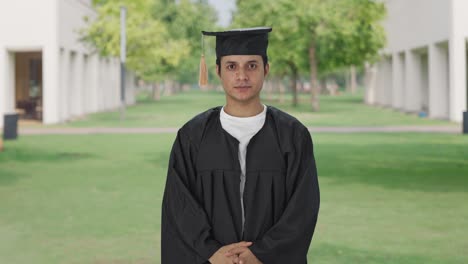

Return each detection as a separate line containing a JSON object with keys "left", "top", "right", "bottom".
{"left": 161, "top": 27, "right": 320, "bottom": 264}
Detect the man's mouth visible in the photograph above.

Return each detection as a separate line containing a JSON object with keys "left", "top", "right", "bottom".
{"left": 234, "top": 86, "right": 252, "bottom": 89}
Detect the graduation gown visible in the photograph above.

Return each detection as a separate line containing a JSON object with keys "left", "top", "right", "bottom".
{"left": 161, "top": 105, "right": 320, "bottom": 264}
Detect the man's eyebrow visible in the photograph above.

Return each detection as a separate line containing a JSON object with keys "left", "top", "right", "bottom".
{"left": 223, "top": 60, "right": 260, "bottom": 64}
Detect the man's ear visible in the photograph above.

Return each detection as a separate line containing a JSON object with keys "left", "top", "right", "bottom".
{"left": 264, "top": 63, "right": 270, "bottom": 77}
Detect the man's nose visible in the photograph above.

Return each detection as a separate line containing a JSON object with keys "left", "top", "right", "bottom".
{"left": 236, "top": 67, "right": 248, "bottom": 80}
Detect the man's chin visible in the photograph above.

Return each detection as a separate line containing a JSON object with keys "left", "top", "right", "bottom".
{"left": 229, "top": 95, "right": 258, "bottom": 104}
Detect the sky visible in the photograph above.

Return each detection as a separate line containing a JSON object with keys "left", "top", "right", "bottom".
{"left": 207, "top": 0, "right": 236, "bottom": 27}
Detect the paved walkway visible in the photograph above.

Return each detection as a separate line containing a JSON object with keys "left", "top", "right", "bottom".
{"left": 18, "top": 125, "right": 462, "bottom": 135}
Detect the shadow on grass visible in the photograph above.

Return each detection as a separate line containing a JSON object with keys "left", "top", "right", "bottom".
{"left": 313, "top": 242, "right": 458, "bottom": 264}
{"left": 143, "top": 150, "right": 173, "bottom": 175}
{"left": 0, "top": 168, "right": 27, "bottom": 185}
{"left": 316, "top": 142, "right": 468, "bottom": 193}
{"left": 0, "top": 146, "right": 96, "bottom": 163}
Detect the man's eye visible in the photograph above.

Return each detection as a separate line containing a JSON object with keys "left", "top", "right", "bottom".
{"left": 227, "top": 64, "right": 235, "bottom": 70}
{"left": 248, "top": 64, "right": 257, "bottom": 70}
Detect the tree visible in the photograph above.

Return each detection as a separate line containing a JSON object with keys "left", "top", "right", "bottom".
{"left": 153, "top": 0, "right": 218, "bottom": 85}
{"left": 233, "top": 0, "right": 309, "bottom": 106}
{"left": 298, "top": 0, "right": 386, "bottom": 110}
{"left": 233, "top": 0, "right": 386, "bottom": 110}
{"left": 81, "top": 0, "right": 189, "bottom": 91}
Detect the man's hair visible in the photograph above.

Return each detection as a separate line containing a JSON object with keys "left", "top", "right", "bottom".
{"left": 216, "top": 56, "right": 269, "bottom": 75}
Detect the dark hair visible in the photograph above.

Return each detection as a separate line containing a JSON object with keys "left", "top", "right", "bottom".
{"left": 216, "top": 56, "right": 269, "bottom": 74}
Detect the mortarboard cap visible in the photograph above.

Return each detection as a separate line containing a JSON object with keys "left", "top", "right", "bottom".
{"left": 198, "top": 27, "right": 272, "bottom": 88}
{"left": 202, "top": 27, "right": 272, "bottom": 59}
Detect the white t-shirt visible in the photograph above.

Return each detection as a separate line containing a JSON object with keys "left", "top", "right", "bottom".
{"left": 220, "top": 104, "right": 267, "bottom": 233}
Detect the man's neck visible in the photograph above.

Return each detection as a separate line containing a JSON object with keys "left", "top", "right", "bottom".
{"left": 223, "top": 100, "right": 264, "bottom": 117}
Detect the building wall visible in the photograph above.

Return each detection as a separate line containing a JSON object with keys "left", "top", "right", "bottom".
{"left": 383, "top": 0, "right": 451, "bottom": 52}
{"left": 56, "top": 0, "right": 135, "bottom": 123}
{"left": 0, "top": 0, "right": 57, "bottom": 126}
{"left": 0, "top": 0, "right": 136, "bottom": 128}
{"left": 449, "top": 0, "right": 468, "bottom": 122}
{"left": 368, "top": 0, "right": 468, "bottom": 123}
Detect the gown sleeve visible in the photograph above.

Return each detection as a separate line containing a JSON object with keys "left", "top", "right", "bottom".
{"left": 161, "top": 129, "right": 222, "bottom": 263}
{"left": 250, "top": 128, "right": 320, "bottom": 264}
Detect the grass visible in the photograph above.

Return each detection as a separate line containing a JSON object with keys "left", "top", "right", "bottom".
{"left": 1, "top": 133, "right": 468, "bottom": 263}
{"left": 28, "top": 89, "right": 457, "bottom": 128}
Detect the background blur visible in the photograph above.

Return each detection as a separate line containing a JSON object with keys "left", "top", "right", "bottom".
{"left": 1, "top": 0, "right": 467, "bottom": 263}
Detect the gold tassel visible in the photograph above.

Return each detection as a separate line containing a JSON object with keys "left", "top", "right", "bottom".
{"left": 199, "top": 34, "right": 208, "bottom": 88}
{"left": 199, "top": 54, "right": 208, "bottom": 88}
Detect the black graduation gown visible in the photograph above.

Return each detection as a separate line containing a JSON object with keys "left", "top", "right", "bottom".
{"left": 161, "top": 105, "right": 320, "bottom": 264}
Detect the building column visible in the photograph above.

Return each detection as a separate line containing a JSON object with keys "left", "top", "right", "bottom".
{"left": 113, "top": 58, "right": 120, "bottom": 108}
{"left": 374, "top": 61, "right": 384, "bottom": 105}
{"left": 59, "top": 48, "right": 69, "bottom": 122}
{"left": 450, "top": 0, "right": 468, "bottom": 122}
{"left": 405, "top": 50, "right": 421, "bottom": 112}
{"left": 82, "top": 54, "right": 90, "bottom": 114}
{"left": 420, "top": 52, "right": 430, "bottom": 113}
{"left": 364, "top": 62, "right": 377, "bottom": 105}
{"left": 104, "top": 58, "right": 111, "bottom": 110}
{"left": 392, "top": 52, "right": 405, "bottom": 109}
{"left": 383, "top": 57, "right": 393, "bottom": 107}
{"left": 429, "top": 43, "right": 450, "bottom": 119}
{"left": 43, "top": 45, "right": 60, "bottom": 124}
{"left": 69, "top": 52, "right": 77, "bottom": 116}
{"left": 448, "top": 37, "right": 467, "bottom": 122}
{"left": 96, "top": 57, "right": 103, "bottom": 111}
{"left": 75, "top": 52, "right": 84, "bottom": 116}
{"left": 89, "top": 54, "right": 99, "bottom": 113}
{"left": 0, "top": 48, "right": 5, "bottom": 127}
{"left": 0, "top": 49, "right": 15, "bottom": 128}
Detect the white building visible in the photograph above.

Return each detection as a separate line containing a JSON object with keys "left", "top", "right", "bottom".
{"left": 0, "top": 0, "right": 136, "bottom": 127}
{"left": 366, "top": 0, "right": 468, "bottom": 123}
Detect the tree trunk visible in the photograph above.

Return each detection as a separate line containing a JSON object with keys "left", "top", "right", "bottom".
{"left": 309, "top": 42, "right": 320, "bottom": 111}
{"left": 364, "top": 62, "right": 377, "bottom": 104}
{"left": 266, "top": 80, "right": 273, "bottom": 101}
{"left": 319, "top": 78, "right": 326, "bottom": 95}
{"left": 290, "top": 64, "right": 298, "bottom": 107}
{"left": 152, "top": 83, "right": 160, "bottom": 101}
{"left": 164, "top": 80, "right": 173, "bottom": 96}
{"left": 174, "top": 82, "right": 181, "bottom": 94}
{"left": 272, "top": 77, "right": 279, "bottom": 101}
{"left": 279, "top": 79, "right": 285, "bottom": 104}
{"left": 299, "top": 79, "right": 304, "bottom": 93}
{"left": 350, "top": 65, "right": 357, "bottom": 94}
{"left": 345, "top": 68, "right": 351, "bottom": 93}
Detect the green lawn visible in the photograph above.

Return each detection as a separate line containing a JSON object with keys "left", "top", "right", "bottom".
{"left": 1, "top": 133, "right": 467, "bottom": 263}
{"left": 31, "top": 89, "right": 457, "bottom": 128}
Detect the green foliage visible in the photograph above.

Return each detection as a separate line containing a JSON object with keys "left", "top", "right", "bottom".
{"left": 233, "top": 0, "right": 386, "bottom": 76}
{"left": 81, "top": 0, "right": 217, "bottom": 83}
{"left": 233, "top": 0, "right": 306, "bottom": 77}
{"left": 152, "top": 0, "right": 219, "bottom": 83}
{"left": 312, "top": 0, "right": 387, "bottom": 71}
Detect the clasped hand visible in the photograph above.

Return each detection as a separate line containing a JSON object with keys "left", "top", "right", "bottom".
{"left": 209, "top": 241, "right": 262, "bottom": 264}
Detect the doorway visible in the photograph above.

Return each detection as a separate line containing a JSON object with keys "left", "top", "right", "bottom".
{"left": 15, "top": 52, "right": 43, "bottom": 121}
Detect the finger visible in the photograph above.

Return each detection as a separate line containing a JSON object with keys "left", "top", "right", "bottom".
{"left": 225, "top": 246, "right": 249, "bottom": 257}
{"left": 233, "top": 256, "right": 240, "bottom": 264}
{"left": 225, "top": 241, "right": 252, "bottom": 250}
{"left": 234, "top": 241, "right": 252, "bottom": 247}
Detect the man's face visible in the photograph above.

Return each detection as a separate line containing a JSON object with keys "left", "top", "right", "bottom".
{"left": 217, "top": 55, "right": 269, "bottom": 105}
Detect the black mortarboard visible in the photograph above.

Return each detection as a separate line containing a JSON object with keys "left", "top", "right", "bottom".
{"left": 198, "top": 27, "right": 272, "bottom": 88}
{"left": 202, "top": 27, "right": 272, "bottom": 59}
